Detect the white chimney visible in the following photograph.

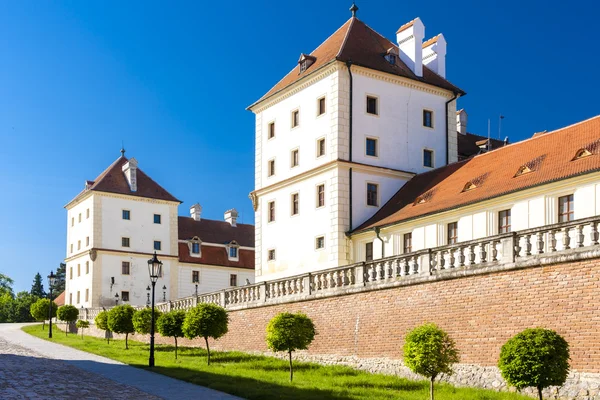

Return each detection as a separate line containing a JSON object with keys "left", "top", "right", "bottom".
{"left": 224, "top": 208, "right": 239, "bottom": 227}
{"left": 190, "top": 203, "right": 202, "bottom": 221}
{"left": 457, "top": 109, "right": 468, "bottom": 135}
{"left": 121, "top": 158, "right": 138, "bottom": 192}
{"left": 422, "top": 34, "right": 446, "bottom": 78}
{"left": 396, "top": 17, "right": 425, "bottom": 77}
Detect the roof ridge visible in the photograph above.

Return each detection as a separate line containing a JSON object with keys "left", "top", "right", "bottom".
{"left": 177, "top": 215, "right": 253, "bottom": 227}
{"left": 336, "top": 17, "right": 356, "bottom": 59}
{"left": 90, "top": 155, "right": 127, "bottom": 189}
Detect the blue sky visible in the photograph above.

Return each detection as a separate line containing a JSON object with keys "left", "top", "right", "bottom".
{"left": 0, "top": 0, "right": 597, "bottom": 292}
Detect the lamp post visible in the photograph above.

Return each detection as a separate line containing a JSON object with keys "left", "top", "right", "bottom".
{"left": 47, "top": 271, "right": 56, "bottom": 339}
{"left": 195, "top": 283, "right": 198, "bottom": 297}
{"left": 162, "top": 285, "right": 166, "bottom": 302}
{"left": 115, "top": 293, "right": 119, "bottom": 306}
{"left": 146, "top": 286, "right": 151, "bottom": 307}
{"left": 147, "top": 251, "right": 162, "bottom": 367}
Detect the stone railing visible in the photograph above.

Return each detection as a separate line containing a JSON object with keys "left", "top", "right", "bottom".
{"left": 79, "top": 216, "right": 600, "bottom": 320}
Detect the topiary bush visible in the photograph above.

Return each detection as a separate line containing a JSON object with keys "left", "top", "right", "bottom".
{"left": 182, "top": 303, "right": 228, "bottom": 365}
{"left": 157, "top": 310, "right": 186, "bottom": 359}
{"left": 30, "top": 298, "right": 57, "bottom": 330}
{"left": 95, "top": 310, "right": 111, "bottom": 343}
{"left": 76, "top": 319, "right": 90, "bottom": 339}
{"left": 266, "top": 312, "right": 316, "bottom": 382}
{"left": 56, "top": 305, "right": 79, "bottom": 336}
{"left": 403, "top": 323, "right": 459, "bottom": 400}
{"left": 132, "top": 307, "right": 162, "bottom": 335}
{"left": 498, "top": 328, "right": 570, "bottom": 400}
{"left": 108, "top": 304, "right": 135, "bottom": 349}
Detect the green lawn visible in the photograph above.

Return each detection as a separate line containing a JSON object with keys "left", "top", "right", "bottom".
{"left": 22, "top": 325, "right": 529, "bottom": 400}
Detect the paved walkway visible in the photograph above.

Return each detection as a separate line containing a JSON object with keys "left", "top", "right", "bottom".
{"left": 0, "top": 323, "right": 243, "bottom": 400}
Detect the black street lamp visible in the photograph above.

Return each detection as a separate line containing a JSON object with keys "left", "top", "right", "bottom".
{"left": 147, "top": 251, "right": 162, "bottom": 367}
{"left": 162, "top": 285, "right": 166, "bottom": 302}
{"left": 146, "top": 286, "right": 151, "bottom": 307}
{"left": 195, "top": 283, "right": 198, "bottom": 297}
{"left": 115, "top": 293, "right": 119, "bottom": 306}
{"left": 47, "top": 271, "right": 56, "bottom": 339}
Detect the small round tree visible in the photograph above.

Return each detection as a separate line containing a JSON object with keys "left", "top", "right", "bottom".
{"left": 95, "top": 310, "right": 111, "bottom": 344}
{"left": 403, "top": 323, "right": 459, "bottom": 400}
{"left": 182, "top": 303, "right": 228, "bottom": 365}
{"left": 157, "top": 310, "right": 186, "bottom": 359}
{"left": 498, "top": 328, "right": 570, "bottom": 400}
{"left": 30, "top": 298, "right": 57, "bottom": 330}
{"left": 57, "top": 305, "right": 79, "bottom": 336}
{"left": 76, "top": 319, "right": 90, "bottom": 339}
{"left": 133, "top": 307, "right": 163, "bottom": 335}
{"left": 108, "top": 304, "right": 135, "bottom": 349}
{"left": 266, "top": 312, "right": 316, "bottom": 382}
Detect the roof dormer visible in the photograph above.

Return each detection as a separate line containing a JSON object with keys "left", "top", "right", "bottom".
{"left": 227, "top": 240, "right": 240, "bottom": 261}
{"left": 384, "top": 47, "right": 398, "bottom": 65}
{"left": 298, "top": 54, "right": 316, "bottom": 74}
{"left": 187, "top": 236, "right": 202, "bottom": 258}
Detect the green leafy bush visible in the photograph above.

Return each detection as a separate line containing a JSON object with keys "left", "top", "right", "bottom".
{"left": 182, "top": 303, "right": 228, "bottom": 365}
{"left": 266, "top": 312, "right": 316, "bottom": 382}
{"left": 57, "top": 305, "right": 79, "bottom": 336}
{"left": 498, "top": 328, "right": 570, "bottom": 400}
{"left": 157, "top": 310, "right": 186, "bottom": 359}
{"left": 30, "top": 298, "right": 57, "bottom": 330}
{"left": 108, "top": 304, "right": 135, "bottom": 349}
{"left": 95, "top": 310, "right": 111, "bottom": 344}
{"left": 132, "top": 307, "right": 162, "bottom": 335}
{"left": 403, "top": 323, "right": 459, "bottom": 400}
{"left": 76, "top": 319, "right": 90, "bottom": 339}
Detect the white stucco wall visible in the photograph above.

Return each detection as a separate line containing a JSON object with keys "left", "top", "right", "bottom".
{"left": 177, "top": 264, "right": 255, "bottom": 298}
{"left": 66, "top": 196, "right": 95, "bottom": 257}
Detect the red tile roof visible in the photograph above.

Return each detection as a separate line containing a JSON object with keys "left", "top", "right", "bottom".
{"left": 54, "top": 291, "right": 65, "bottom": 306}
{"left": 178, "top": 244, "right": 254, "bottom": 269}
{"left": 422, "top": 35, "right": 441, "bottom": 48}
{"left": 178, "top": 216, "right": 254, "bottom": 247}
{"left": 354, "top": 115, "right": 600, "bottom": 233}
{"left": 250, "top": 17, "right": 464, "bottom": 108}
{"left": 70, "top": 156, "right": 181, "bottom": 204}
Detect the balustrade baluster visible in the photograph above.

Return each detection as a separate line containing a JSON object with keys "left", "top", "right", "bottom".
{"left": 591, "top": 222, "right": 599, "bottom": 245}
{"left": 563, "top": 227, "right": 571, "bottom": 250}
{"left": 469, "top": 245, "right": 476, "bottom": 265}
{"left": 479, "top": 242, "right": 487, "bottom": 263}
{"left": 439, "top": 251, "right": 446, "bottom": 270}
{"left": 429, "top": 250, "right": 437, "bottom": 272}
{"left": 577, "top": 225, "right": 585, "bottom": 247}
{"left": 401, "top": 258, "right": 408, "bottom": 276}
{"left": 458, "top": 247, "right": 465, "bottom": 267}
{"left": 525, "top": 235, "right": 532, "bottom": 256}
{"left": 549, "top": 231, "right": 557, "bottom": 252}
{"left": 536, "top": 232, "right": 544, "bottom": 254}
{"left": 412, "top": 256, "right": 419, "bottom": 274}
{"left": 449, "top": 249, "right": 456, "bottom": 268}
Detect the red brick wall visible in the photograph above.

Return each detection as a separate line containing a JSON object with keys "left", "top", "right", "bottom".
{"left": 198, "top": 259, "right": 600, "bottom": 372}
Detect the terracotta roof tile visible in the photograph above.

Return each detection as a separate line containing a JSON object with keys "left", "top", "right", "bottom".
{"left": 354, "top": 115, "right": 600, "bottom": 232}
{"left": 251, "top": 18, "right": 464, "bottom": 107}
{"left": 54, "top": 291, "right": 65, "bottom": 306}
{"left": 396, "top": 19, "right": 416, "bottom": 34}
{"left": 422, "top": 35, "right": 441, "bottom": 48}
{"left": 178, "top": 244, "right": 254, "bottom": 270}
{"left": 178, "top": 216, "right": 254, "bottom": 247}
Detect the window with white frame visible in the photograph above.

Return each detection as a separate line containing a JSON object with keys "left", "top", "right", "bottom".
{"left": 291, "top": 149, "right": 299, "bottom": 168}
{"left": 366, "top": 137, "right": 378, "bottom": 157}
{"left": 317, "top": 138, "right": 326, "bottom": 158}
{"left": 423, "top": 109, "right": 433, "bottom": 128}
{"left": 366, "top": 96, "right": 378, "bottom": 115}
{"left": 268, "top": 249, "right": 276, "bottom": 261}
{"left": 423, "top": 149, "right": 434, "bottom": 168}
{"left": 367, "top": 183, "right": 378, "bottom": 207}
{"left": 315, "top": 236, "right": 325, "bottom": 249}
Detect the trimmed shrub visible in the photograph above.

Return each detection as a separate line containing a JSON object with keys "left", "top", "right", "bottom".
{"left": 56, "top": 305, "right": 79, "bottom": 336}
{"left": 76, "top": 319, "right": 90, "bottom": 339}
{"left": 30, "top": 298, "right": 57, "bottom": 330}
{"left": 266, "top": 312, "right": 316, "bottom": 382}
{"left": 133, "top": 307, "right": 162, "bottom": 335}
{"left": 108, "top": 304, "right": 135, "bottom": 349}
{"left": 182, "top": 303, "right": 228, "bottom": 365}
{"left": 95, "top": 310, "right": 111, "bottom": 344}
{"left": 157, "top": 310, "right": 186, "bottom": 359}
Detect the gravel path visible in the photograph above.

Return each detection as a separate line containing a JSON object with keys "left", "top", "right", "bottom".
{"left": 0, "top": 323, "right": 242, "bottom": 400}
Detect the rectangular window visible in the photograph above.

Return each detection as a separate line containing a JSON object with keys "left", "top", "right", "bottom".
{"left": 316, "top": 236, "right": 325, "bottom": 249}
{"left": 365, "top": 242, "right": 373, "bottom": 262}
{"left": 77, "top": 264, "right": 80, "bottom": 277}
{"left": 78, "top": 213, "right": 82, "bottom": 223}
{"left": 447, "top": 222, "right": 458, "bottom": 245}
{"left": 268, "top": 201, "right": 275, "bottom": 222}
{"left": 366, "top": 96, "right": 378, "bottom": 115}
{"left": 69, "top": 293, "right": 72, "bottom": 305}
{"left": 423, "top": 110, "right": 433, "bottom": 128}
{"left": 154, "top": 241, "right": 162, "bottom": 251}
{"left": 558, "top": 194, "right": 574, "bottom": 223}
{"left": 229, "top": 246, "right": 238, "bottom": 258}
{"left": 121, "top": 291, "right": 129, "bottom": 302}
{"left": 291, "top": 149, "right": 299, "bottom": 167}
{"left": 366, "top": 137, "right": 378, "bottom": 157}
{"left": 69, "top": 267, "right": 73, "bottom": 280}
{"left": 71, "top": 217, "right": 74, "bottom": 227}
{"left": 367, "top": 183, "right": 378, "bottom": 207}
{"left": 317, "top": 184, "right": 325, "bottom": 208}
{"left": 122, "top": 210, "right": 130, "bottom": 220}
{"left": 403, "top": 233, "right": 412, "bottom": 254}
{"left": 230, "top": 274, "right": 238, "bottom": 287}
{"left": 70, "top": 244, "right": 73, "bottom": 253}
{"left": 268, "top": 121, "right": 275, "bottom": 139}
{"left": 423, "top": 149, "right": 434, "bottom": 168}
{"left": 192, "top": 270, "right": 199, "bottom": 283}
{"left": 122, "top": 237, "right": 130, "bottom": 247}
{"left": 317, "top": 97, "right": 326, "bottom": 116}
{"left": 86, "top": 237, "right": 89, "bottom": 247}
{"left": 499, "top": 209, "right": 512, "bottom": 233}
{"left": 316, "top": 138, "right": 326, "bottom": 158}
{"left": 154, "top": 214, "right": 161, "bottom": 224}
{"left": 77, "top": 240, "right": 81, "bottom": 250}
{"left": 85, "top": 289, "right": 89, "bottom": 302}
{"left": 192, "top": 242, "right": 200, "bottom": 254}
{"left": 86, "top": 209, "right": 90, "bottom": 219}
{"left": 268, "top": 249, "right": 276, "bottom": 261}
{"left": 268, "top": 159, "right": 275, "bottom": 177}
{"left": 122, "top": 261, "right": 130, "bottom": 275}
{"left": 76, "top": 291, "right": 80, "bottom": 304}
{"left": 86, "top": 261, "right": 89, "bottom": 274}
{"left": 291, "top": 193, "right": 299, "bottom": 216}
{"left": 291, "top": 109, "right": 299, "bottom": 128}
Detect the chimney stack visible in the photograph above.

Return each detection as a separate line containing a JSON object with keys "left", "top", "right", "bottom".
{"left": 456, "top": 109, "right": 468, "bottom": 135}
{"left": 397, "top": 17, "right": 425, "bottom": 77}
{"left": 190, "top": 203, "right": 202, "bottom": 221}
{"left": 122, "top": 158, "right": 138, "bottom": 192}
{"left": 422, "top": 34, "right": 446, "bottom": 78}
{"left": 224, "top": 208, "right": 239, "bottom": 227}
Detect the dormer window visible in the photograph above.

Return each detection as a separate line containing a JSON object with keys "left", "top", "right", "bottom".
{"left": 188, "top": 236, "right": 202, "bottom": 257}
{"left": 192, "top": 242, "right": 200, "bottom": 254}
{"left": 573, "top": 148, "right": 592, "bottom": 160}
{"left": 228, "top": 241, "right": 239, "bottom": 260}
{"left": 384, "top": 47, "right": 398, "bottom": 65}
{"left": 298, "top": 53, "right": 316, "bottom": 74}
